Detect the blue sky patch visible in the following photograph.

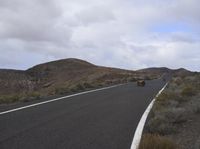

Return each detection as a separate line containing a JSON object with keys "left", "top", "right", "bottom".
{"left": 150, "top": 22, "right": 193, "bottom": 33}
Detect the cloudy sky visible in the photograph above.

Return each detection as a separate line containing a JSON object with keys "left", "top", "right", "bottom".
{"left": 0, "top": 0, "right": 199, "bottom": 71}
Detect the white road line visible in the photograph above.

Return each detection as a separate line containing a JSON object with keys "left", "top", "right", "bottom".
{"left": 0, "top": 84, "right": 124, "bottom": 115}
{"left": 130, "top": 82, "right": 168, "bottom": 149}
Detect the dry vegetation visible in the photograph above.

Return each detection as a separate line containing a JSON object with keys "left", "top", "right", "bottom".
{"left": 0, "top": 91, "right": 41, "bottom": 104}
{"left": 140, "top": 73, "right": 200, "bottom": 149}
{"left": 139, "top": 134, "right": 177, "bottom": 149}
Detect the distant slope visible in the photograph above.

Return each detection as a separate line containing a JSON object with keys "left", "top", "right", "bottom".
{"left": 138, "top": 67, "right": 193, "bottom": 76}
{"left": 138, "top": 67, "right": 171, "bottom": 74}
{"left": 172, "top": 68, "right": 194, "bottom": 76}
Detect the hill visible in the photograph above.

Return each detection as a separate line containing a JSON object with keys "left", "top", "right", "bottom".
{"left": 138, "top": 67, "right": 193, "bottom": 76}
{"left": 0, "top": 58, "right": 136, "bottom": 103}
{"left": 0, "top": 58, "right": 194, "bottom": 104}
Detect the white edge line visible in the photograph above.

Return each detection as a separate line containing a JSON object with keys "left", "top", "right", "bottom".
{"left": 130, "top": 82, "right": 168, "bottom": 149}
{"left": 0, "top": 84, "right": 124, "bottom": 115}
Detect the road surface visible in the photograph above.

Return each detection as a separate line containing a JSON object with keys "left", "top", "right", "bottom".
{"left": 0, "top": 78, "right": 166, "bottom": 149}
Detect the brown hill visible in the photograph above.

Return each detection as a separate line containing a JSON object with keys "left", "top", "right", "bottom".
{"left": 172, "top": 68, "right": 193, "bottom": 76}
{"left": 0, "top": 58, "right": 138, "bottom": 103}
{"left": 25, "top": 58, "right": 135, "bottom": 95}
{"left": 0, "top": 58, "right": 194, "bottom": 104}
{"left": 138, "top": 67, "right": 171, "bottom": 74}
{"left": 138, "top": 67, "right": 193, "bottom": 76}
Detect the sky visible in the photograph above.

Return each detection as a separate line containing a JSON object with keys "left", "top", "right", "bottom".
{"left": 0, "top": 0, "right": 199, "bottom": 71}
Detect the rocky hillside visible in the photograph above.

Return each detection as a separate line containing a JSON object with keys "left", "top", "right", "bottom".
{"left": 0, "top": 58, "right": 193, "bottom": 104}
{"left": 0, "top": 58, "right": 136, "bottom": 103}
{"left": 0, "top": 69, "right": 35, "bottom": 95}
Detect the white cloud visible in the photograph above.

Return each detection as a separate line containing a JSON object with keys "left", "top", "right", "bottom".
{"left": 0, "top": 0, "right": 199, "bottom": 71}
{"left": 76, "top": 5, "right": 115, "bottom": 26}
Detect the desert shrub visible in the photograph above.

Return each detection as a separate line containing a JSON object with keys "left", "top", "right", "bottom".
{"left": 121, "top": 78, "right": 128, "bottom": 83}
{"left": 105, "top": 80, "right": 113, "bottom": 84}
{"left": 144, "top": 76, "right": 151, "bottom": 80}
{"left": 75, "top": 83, "right": 85, "bottom": 90}
{"left": 69, "top": 88, "right": 76, "bottom": 92}
{"left": 155, "top": 88, "right": 192, "bottom": 108}
{"left": 27, "top": 91, "right": 41, "bottom": 99}
{"left": 55, "top": 86, "right": 70, "bottom": 95}
{"left": 87, "top": 81, "right": 104, "bottom": 89}
{"left": 0, "top": 94, "right": 21, "bottom": 104}
{"left": 163, "top": 107, "right": 187, "bottom": 124}
{"left": 142, "top": 74, "right": 199, "bottom": 149}
{"left": 174, "top": 77, "right": 183, "bottom": 86}
{"left": 181, "top": 86, "right": 196, "bottom": 97}
{"left": 146, "top": 116, "right": 176, "bottom": 135}
{"left": 130, "top": 77, "right": 137, "bottom": 82}
{"left": 21, "top": 91, "right": 41, "bottom": 102}
{"left": 155, "top": 91, "right": 180, "bottom": 109}
{"left": 148, "top": 106, "right": 187, "bottom": 135}
{"left": 190, "top": 101, "right": 200, "bottom": 114}
{"left": 96, "top": 83, "right": 104, "bottom": 87}
{"left": 139, "top": 134, "right": 178, "bottom": 149}
{"left": 83, "top": 82, "right": 94, "bottom": 88}
{"left": 70, "top": 83, "right": 85, "bottom": 92}
{"left": 56, "top": 83, "right": 87, "bottom": 95}
{"left": 193, "top": 104, "right": 200, "bottom": 114}
{"left": 0, "top": 92, "right": 42, "bottom": 104}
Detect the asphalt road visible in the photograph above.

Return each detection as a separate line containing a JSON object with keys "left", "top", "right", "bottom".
{"left": 0, "top": 78, "right": 166, "bottom": 149}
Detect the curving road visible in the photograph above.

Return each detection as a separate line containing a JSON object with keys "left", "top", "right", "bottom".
{"left": 0, "top": 78, "right": 166, "bottom": 149}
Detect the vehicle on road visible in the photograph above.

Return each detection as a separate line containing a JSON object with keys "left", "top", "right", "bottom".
{"left": 137, "top": 80, "right": 145, "bottom": 87}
